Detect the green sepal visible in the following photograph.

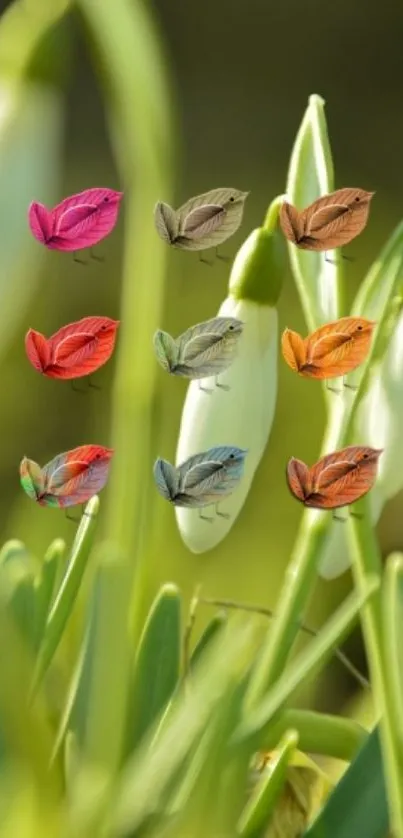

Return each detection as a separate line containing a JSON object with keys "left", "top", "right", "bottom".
{"left": 228, "top": 196, "right": 287, "bottom": 306}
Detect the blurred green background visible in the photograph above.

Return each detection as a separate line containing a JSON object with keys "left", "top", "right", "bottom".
{"left": 0, "top": 0, "right": 402, "bottom": 718}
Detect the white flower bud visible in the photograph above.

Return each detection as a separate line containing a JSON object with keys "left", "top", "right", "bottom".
{"left": 175, "top": 296, "right": 278, "bottom": 553}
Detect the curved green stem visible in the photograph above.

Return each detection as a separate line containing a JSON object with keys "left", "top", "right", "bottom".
{"left": 77, "top": 0, "right": 177, "bottom": 633}
{"left": 347, "top": 512, "right": 403, "bottom": 836}
{"left": 262, "top": 709, "right": 367, "bottom": 762}
{"left": 247, "top": 241, "right": 403, "bottom": 706}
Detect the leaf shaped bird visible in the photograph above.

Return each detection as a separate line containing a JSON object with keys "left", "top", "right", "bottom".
{"left": 28, "top": 187, "right": 123, "bottom": 252}
{"left": 153, "top": 316, "right": 244, "bottom": 381}
{"left": 153, "top": 446, "right": 248, "bottom": 514}
{"left": 25, "top": 316, "right": 120, "bottom": 380}
{"left": 20, "top": 445, "right": 114, "bottom": 508}
{"left": 279, "top": 188, "right": 375, "bottom": 252}
{"left": 286, "top": 445, "right": 382, "bottom": 510}
{"left": 154, "top": 188, "right": 249, "bottom": 252}
{"left": 281, "top": 316, "right": 376, "bottom": 380}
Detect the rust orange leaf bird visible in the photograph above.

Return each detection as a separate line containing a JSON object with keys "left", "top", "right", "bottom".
{"left": 281, "top": 316, "right": 376, "bottom": 380}
{"left": 286, "top": 446, "right": 383, "bottom": 511}
{"left": 279, "top": 188, "right": 375, "bottom": 251}
{"left": 25, "top": 316, "right": 120, "bottom": 380}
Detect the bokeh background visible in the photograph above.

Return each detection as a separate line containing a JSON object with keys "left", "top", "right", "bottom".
{"left": 1, "top": 0, "right": 402, "bottom": 722}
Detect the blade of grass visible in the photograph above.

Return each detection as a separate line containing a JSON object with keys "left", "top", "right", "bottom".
{"left": 32, "top": 497, "right": 99, "bottom": 692}
{"left": 237, "top": 577, "right": 378, "bottom": 742}
{"left": 33, "top": 538, "right": 65, "bottom": 651}
{"left": 80, "top": 553, "right": 132, "bottom": 776}
{"left": 168, "top": 683, "right": 251, "bottom": 838}
{"left": 304, "top": 726, "right": 389, "bottom": 838}
{"left": 188, "top": 612, "right": 227, "bottom": 673}
{"left": 238, "top": 729, "right": 299, "bottom": 838}
{"left": 347, "top": 508, "right": 403, "bottom": 835}
{"left": 0, "top": 591, "right": 62, "bottom": 795}
{"left": 383, "top": 553, "right": 403, "bottom": 749}
{"left": 108, "top": 616, "right": 261, "bottom": 835}
{"left": 125, "top": 584, "right": 181, "bottom": 759}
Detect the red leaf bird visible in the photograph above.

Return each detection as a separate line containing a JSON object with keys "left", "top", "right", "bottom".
{"left": 28, "top": 188, "right": 123, "bottom": 252}
{"left": 25, "top": 316, "right": 120, "bottom": 380}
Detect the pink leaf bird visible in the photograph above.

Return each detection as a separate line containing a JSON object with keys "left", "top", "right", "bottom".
{"left": 28, "top": 188, "right": 123, "bottom": 252}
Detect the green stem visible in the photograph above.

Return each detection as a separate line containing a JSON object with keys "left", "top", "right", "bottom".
{"left": 262, "top": 709, "right": 367, "bottom": 762}
{"left": 247, "top": 248, "right": 403, "bottom": 706}
{"left": 347, "top": 507, "right": 403, "bottom": 836}
{"left": 383, "top": 554, "right": 403, "bottom": 748}
{"left": 238, "top": 729, "right": 299, "bottom": 838}
{"left": 0, "top": 0, "right": 71, "bottom": 78}
{"left": 32, "top": 497, "right": 99, "bottom": 693}
{"left": 77, "top": 0, "right": 176, "bottom": 634}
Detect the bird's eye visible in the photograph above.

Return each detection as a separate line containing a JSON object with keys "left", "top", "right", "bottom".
{"left": 362, "top": 453, "right": 369, "bottom": 459}
{"left": 357, "top": 325, "right": 363, "bottom": 331}
{"left": 229, "top": 197, "right": 235, "bottom": 202}
{"left": 228, "top": 325, "right": 234, "bottom": 330}
{"left": 229, "top": 453, "right": 235, "bottom": 459}
{"left": 103, "top": 197, "right": 109, "bottom": 203}
{"left": 355, "top": 196, "right": 360, "bottom": 202}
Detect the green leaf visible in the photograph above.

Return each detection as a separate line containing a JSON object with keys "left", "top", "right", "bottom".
{"left": 0, "top": 588, "right": 61, "bottom": 794}
{"left": 0, "top": 539, "right": 33, "bottom": 568}
{"left": 285, "top": 93, "right": 343, "bottom": 332}
{"left": 238, "top": 577, "right": 379, "bottom": 742}
{"left": 304, "top": 727, "right": 389, "bottom": 838}
{"left": 188, "top": 611, "right": 227, "bottom": 672}
{"left": 0, "top": 540, "right": 37, "bottom": 651}
{"left": 54, "top": 552, "right": 132, "bottom": 777}
{"left": 383, "top": 553, "right": 403, "bottom": 747}
{"left": 32, "top": 497, "right": 99, "bottom": 692}
{"left": 0, "top": 80, "right": 62, "bottom": 359}
{"left": 352, "top": 220, "right": 403, "bottom": 321}
{"left": 238, "top": 729, "right": 299, "bottom": 838}
{"left": 125, "top": 584, "right": 181, "bottom": 758}
{"left": 33, "top": 538, "right": 65, "bottom": 651}
{"left": 80, "top": 554, "right": 133, "bottom": 776}
{"left": 168, "top": 683, "right": 251, "bottom": 838}
{"left": 109, "top": 616, "right": 261, "bottom": 835}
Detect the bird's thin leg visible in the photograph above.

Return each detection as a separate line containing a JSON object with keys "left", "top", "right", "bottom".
{"left": 90, "top": 248, "right": 104, "bottom": 262}
{"left": 215, "top": 375, "right": 230, "bottom": 391}
{"left": 88, "top": 376, "right": 101, "bottom": 390}
{"left": 343, "top": 376, "right": 358, "bottom": 390}
{"left": 73, "top": 252, "right": 87, "bottom": 265}
{"left": 198, "top": 380, "right": 213, "bottom": 393}
{"left": 215, "top": 503, "right": 230, "bottom": 519}
{"left": 65, "top": 510, "right": 80, "bottom": 523}
{"left": 199, "top": 507, "right": 214, "bottom": 522}
{"left": 324, "top": 253, "right": 338, "bottom": 265}
{"left": 326, "top": 380, "right": 341, "bottom": 394}
{"left": 215, "top": 248, "right": 230, "bottom": 262}
{"left": 199, "top": 253, "right": 214, "bottom": 266}
{"left": 333, "top": 511, "right": 347, "bottom": 523}
{"left": 71, "top": 380, "right": 88, "bottom": 394}
{"left": 349, "top": 510, "right": 363, "bottom": 519}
